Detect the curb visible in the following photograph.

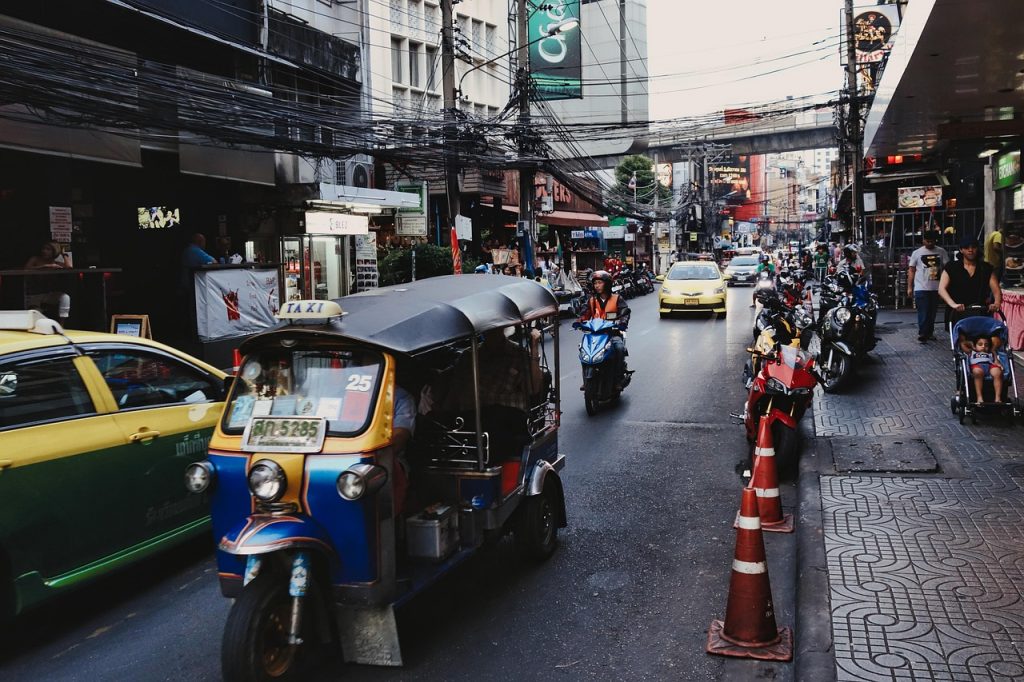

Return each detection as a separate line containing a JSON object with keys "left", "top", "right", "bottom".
{"left": 794, "top": 433, "right": 835, "bottom": 682}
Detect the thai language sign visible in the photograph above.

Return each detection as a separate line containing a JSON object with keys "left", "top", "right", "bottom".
{"left": 528, "top": 0, "right": 582, "bottom": 101}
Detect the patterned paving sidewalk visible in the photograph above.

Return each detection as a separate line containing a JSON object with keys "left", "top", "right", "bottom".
{"left": 811, "top": 312, "right": 1024, "bottom": 681}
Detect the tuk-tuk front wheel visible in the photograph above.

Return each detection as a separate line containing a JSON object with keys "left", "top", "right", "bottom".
{"left": 222, "top": 574, "right": 302, "bottom": 682}
{"left": 514, "top": 480, "right": 559, "bottom": 561}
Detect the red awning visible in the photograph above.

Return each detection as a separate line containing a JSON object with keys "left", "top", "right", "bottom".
{"left": 494, "top": 204, "right": 607, "bottom": 227}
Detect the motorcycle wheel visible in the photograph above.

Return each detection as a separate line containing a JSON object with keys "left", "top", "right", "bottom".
{"left": 222, "top": 574, "right": 302, "bottom": 682}
{"left": 584, "top": 388, "right": 598, "bottom": 416}
{"left": 771, "top": 422, "right": 800, "bottom": 480}
{"left": 821, "top": 351, "right": 851, "bottom": 394}
{"left": 514, "top": 479, "right": 560, "bottom": 560}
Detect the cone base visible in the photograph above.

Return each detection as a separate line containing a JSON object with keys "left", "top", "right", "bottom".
{"left": 733, "top": 511, "right": 794, "bottom": 534}
{"left": 706, "top": 620, "right": 793, "bottom": 661}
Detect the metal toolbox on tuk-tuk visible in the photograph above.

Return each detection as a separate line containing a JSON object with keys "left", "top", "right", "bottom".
{"left": 406, "top": 504, "right": 458, "bottom": 560}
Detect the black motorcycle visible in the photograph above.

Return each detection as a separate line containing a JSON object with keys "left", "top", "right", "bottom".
{"left": 816, "top": 274, "right": 878, "bottom": 392}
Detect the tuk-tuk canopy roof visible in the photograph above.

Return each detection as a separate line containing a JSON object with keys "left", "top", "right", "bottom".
{"left": 245, "top": 275, "right": 558, "bottom": 355}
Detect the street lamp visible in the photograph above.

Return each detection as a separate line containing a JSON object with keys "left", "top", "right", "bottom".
{"left": 455, "top": 18, "right": 580, "bottom": 101}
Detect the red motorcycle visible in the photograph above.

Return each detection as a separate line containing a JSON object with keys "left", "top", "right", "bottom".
{"left": 743, "top": 344, "right": 820, "bottom": 474}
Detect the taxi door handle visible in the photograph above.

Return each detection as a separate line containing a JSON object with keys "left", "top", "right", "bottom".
{"left": 129, "top": 429, "right": 161, "bottom": 443}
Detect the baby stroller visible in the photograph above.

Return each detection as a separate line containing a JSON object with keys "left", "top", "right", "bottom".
{"left": 949, "top": 307, "right": 1022, "bottom": 424}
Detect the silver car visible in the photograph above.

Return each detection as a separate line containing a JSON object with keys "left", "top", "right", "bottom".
{"left": 724, "top": 255, "right": 760, "bottom": 286}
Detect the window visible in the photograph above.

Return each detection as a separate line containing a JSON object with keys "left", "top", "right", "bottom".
{"left": 471, "top": 19, "right": 482, "bottom": 54}
{"left": 426, "top": 4, "right": 441, "bottom": 36}
{"left": 391, "top": 38, "right": 403, "bottom": 83}
{"left": 408, "top": 0, "right": 422, "bottom": 34}
{"left": 393, "top": 87, "right": 409, "bottom": 114}
{"left": 409, "top": 42, "right": 421, "bottom": 88}
{"left": 458, "top": 15, "right": 470, "bottom": 50}
{"left": 0, "top": 356, "right": 94, "bottom": 429}
{"left": 88, "top": 349, "right": 219, "bottom": 410}
{"left": 389, "top": 0, "right": 404, "bottom": 28}
{"left": 668, "top": 265, "right": 720, "bottom": 281}
{"left": 426, "top": 46, "right": 438, "bottom": 90}
{"left": 485, "top": 24, "right": 497, "bottom": 56}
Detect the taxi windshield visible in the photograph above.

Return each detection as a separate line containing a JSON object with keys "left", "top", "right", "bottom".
{"left": 668, "top": 265, "right": 719, "bottom": 280}
{"left": 223, "top": 348, "right": 383, "bottom": 437}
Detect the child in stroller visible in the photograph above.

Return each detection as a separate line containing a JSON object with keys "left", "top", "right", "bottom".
{"left": 950, "top": 309, "right": 1022, "bottom": 423}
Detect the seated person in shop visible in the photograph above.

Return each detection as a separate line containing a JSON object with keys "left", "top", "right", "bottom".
{"left": 24, "top": 241, "right": 73, "bottom": 325}
{"left": 433, "top": 326, "right": 544, "bottom": 460}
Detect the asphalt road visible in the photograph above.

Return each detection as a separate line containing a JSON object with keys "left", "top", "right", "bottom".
{"left": 0, "top": 287, "right": 798, "bottom": 681}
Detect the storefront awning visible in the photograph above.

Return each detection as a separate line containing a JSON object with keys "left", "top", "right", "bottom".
{"left": 864, "top": 170, "right": 946, "bottom": 185}
{"left": 496, "top": 204, "right": 607, "bottom": 227}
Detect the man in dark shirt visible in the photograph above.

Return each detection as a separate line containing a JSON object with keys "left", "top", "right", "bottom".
{"left": 938, "top": 234, "right": 1002, "bottom": 325}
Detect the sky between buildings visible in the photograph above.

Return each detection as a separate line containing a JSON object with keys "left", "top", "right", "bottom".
{"left": 647, "top": 0, "right": 844, "bottom": 120}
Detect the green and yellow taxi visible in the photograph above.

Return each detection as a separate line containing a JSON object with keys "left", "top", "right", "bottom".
{"left": 0, "top": 310, "right": 227, "bottom": 622}
{"left": 657, "top": 261, "right": 728, "bottom": 317}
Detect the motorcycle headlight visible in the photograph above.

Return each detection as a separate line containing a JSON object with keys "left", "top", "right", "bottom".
{"left": 248, "top": 459, "right": 287, "bottom": 502}
{"left": 336, "top": 463, "right": 388, "bottom": 501}
{"left": 765, "top": 377, "right": 789, "bottom": 395}
{"left": 835, "top": 307, "right": 851, "bottom": 324}
{"left": 184, "top": 461, "right": 215, "bottom": 494}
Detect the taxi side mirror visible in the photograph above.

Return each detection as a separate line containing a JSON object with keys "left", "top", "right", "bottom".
{"left": 655, "top": 275, "right": 665, "bottom": 282}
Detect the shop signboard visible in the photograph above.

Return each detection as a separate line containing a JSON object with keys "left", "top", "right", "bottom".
{"left": 354, "top": 233, "right": 379, "bottom": 291}
{"left": 995, "top": 151, "right": 1021, "bottom": 190}
{"left": 455, "top": 214, "right": 473, "bottom": 241}
{"left": 624, "top": 233, "right": 635, "bottom": 242}
{"left": 603, "top": 225, "right": 625, "bottom": 240}
{"left": 397, "top": 215, "right": 428, "bottom": 236}
{"left": 1014, "top": 186, "right": 1024, "bottom": 212}
{"left": 709, "top": 155, "right": 750, "bottom": 202}
{"left": 304, "top": 211, "right": 369, "bottom": 235}
{"left": 897, "top": 185, "right": 943, "bottom": 209}
{"left": 840, "top": 5, "right": 900, "bottom": 64}
{"left": 395, "top": 182, "right": 427, "bottom": 214}
{"left": 570, "top": 230, "right": 584, "bottom": 239}
{"left": 194, "top": 267, "right": 281, "bottom": 342}
{"left": 528, "top": 0, "right": 582, "bottom": 101}
{"left": 583, "top": 228, "right": 602, "bottom": 239}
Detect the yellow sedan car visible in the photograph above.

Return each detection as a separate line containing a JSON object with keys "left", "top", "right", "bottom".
{"left": 657, "top": 261, "right": 728, "bottom": 318}
{"left": 0, "top": 310, "right": 227, "bottom": 623}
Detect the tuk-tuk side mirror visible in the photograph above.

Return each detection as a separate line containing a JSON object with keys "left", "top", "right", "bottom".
{"left": 222, "top": 375, "right": 236, "bottom": 400}
{"left": 655, "top": 275, "right": 665, "bottom": 282}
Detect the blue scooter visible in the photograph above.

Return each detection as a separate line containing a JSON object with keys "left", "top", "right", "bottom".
{"left": 574, "top": 317, "right": 632, "bottom": 415}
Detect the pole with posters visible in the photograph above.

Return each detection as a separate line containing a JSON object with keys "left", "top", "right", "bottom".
{"left": 451, "top": 227, "right": 462, "bottom": 275}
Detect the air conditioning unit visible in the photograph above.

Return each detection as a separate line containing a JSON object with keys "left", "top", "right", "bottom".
{"left": 343, "top": 155, "right": 374, "bottom": 188}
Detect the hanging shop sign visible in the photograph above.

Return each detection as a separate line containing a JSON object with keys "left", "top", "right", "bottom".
{"left": 194, "top": 268, "right": 280, "bottom": 342}
{"left": 48, "top": 206, "right": 73, "bottom": 243}
{"left": 840, "top": 5, "right": 900, "bottom": 65}
{"left": 395, "top": 182, "right": 427, "bottom": 214}
{"left": 528, "top": 0, "right": 582, "bottom": 101}
{"left": 304, "top": 211, "right": 369, "bottom": 235}
{"left": 396, "top": 215, "right": 428, "bottom": 237}
{"left": 570, "top": 230, "right": 585, "bottom": 239}
{"left": 1014, "top": 186, "right": 1024, "bottom": 212}
{"left": 624, "top": 233, "right": 636, "bottom": 242}
{"left": 454, "top": 214, "right": 473, "bottom": 241}
{"left": 897, "top": 185, "right": 943, "bottom": 209}
{"left": 995, "top": 151, "right": 1021, "bottom": 191}
{"left": 603, "top": 225, "right": 625, "bottom": 240}
{"left": 354, "top": 233, "right": 379, "bottom": 291}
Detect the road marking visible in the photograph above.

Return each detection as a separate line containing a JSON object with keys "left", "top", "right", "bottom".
{"left": 86, "top": 625, "right": 112, "bottom": 640}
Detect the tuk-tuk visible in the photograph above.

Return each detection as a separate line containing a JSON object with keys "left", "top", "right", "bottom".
{"left": 184, "top": 275, "right": 567, "bottom": 680}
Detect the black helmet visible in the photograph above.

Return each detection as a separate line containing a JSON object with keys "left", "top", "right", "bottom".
{"left": 836, "top": 271, "right": 855, "bottom": 290}
{"left": 843, "top": 244, "right": 858, "bottom": 258}
{"left": 591, "top": 270, "right": 613, "bottom": 288}
{"left": 759, "top": 254, "right": 769, "bottom": 263}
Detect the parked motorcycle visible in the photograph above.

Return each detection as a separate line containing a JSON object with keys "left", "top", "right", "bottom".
{"left": 546, "top": 268, "right": 587, "bottom": 318}
{"left": 750, "top": 289, "right": 815, "bottom": 368}
{"left": 816, "top": 273, "right": 879, "bottom": 392}
{"left": 743, "top": 343, "right": 820, "bottom": 475}
{"left": 574, "top": 316, "right": 632, "bottom": 416}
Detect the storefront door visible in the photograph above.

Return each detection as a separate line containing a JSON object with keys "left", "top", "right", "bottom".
{"left": 280, "top": 235, "right": 349, "bottom": 301}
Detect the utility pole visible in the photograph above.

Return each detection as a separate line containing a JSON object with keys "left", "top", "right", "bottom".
{"left": 619, "top": 0, "right": 628, "bottom": 125}
{"left": 844, "top": 0, "right": 862, "bottom": 244}
{"left": 517, "top": 0, "right": 535, "bottom": 273}
{"left": 441, "top": 0, "right": 460, "bottom": 239}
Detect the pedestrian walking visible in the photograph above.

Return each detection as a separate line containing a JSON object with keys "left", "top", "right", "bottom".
{"left": 906, "top": 230, "right": 949, "bottom": 342}
{"left": 938, "top": 233, "right": 1002, "bottom": 326}
{"left": 813, "top": 244, "right": 829, "bottom": 281}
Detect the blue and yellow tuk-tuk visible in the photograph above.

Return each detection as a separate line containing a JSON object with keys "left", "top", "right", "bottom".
{"left": 184, "top": 275, "right": 567, "bottom": 680}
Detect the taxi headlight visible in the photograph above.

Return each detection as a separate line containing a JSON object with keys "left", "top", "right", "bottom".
{"left": 711, "top": 286, "right": 726, "bottom": 295}
{"left": 184, "top": 461, "right": 215, "bottom": 494}
{"left": 336, "top": 463, "right": 387, "bottom": 501}
{"left": 248, "top": 460, "right": 287, "bottom": 502}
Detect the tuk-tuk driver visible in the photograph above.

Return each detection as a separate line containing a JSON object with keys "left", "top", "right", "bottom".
{"left": 391, "top": 383, "right": 417, "bottom": 515}
{"left": 579, "top": 270, "right": 630, "bottom": 390}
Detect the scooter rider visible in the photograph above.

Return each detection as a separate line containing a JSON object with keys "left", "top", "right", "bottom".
{"left": 579, "top": 270, "right": 630, "bottom": 389}
{"left": 751, "top": 253, "right": 776, "bottom": 307}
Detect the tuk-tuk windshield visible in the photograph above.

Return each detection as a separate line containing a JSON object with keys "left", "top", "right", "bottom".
{"left": 222, "top": 348, "right": 384, "bottom": 437}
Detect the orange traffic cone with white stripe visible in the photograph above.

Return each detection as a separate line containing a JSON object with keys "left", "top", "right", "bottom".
{"left": 736, "top": 418, "right": 793, "bottom": 533}
{"left": 707, "top": 486, "right": 793, "bottom": 661}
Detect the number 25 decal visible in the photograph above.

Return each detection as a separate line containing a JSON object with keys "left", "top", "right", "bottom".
{"left": 345, "top": 374, "right": 373, "bottom": 392}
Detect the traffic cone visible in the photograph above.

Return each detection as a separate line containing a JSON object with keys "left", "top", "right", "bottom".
{"left": 230, "top": 348, "right": 242, "bottom": 375}
{"left": 735, "top": 418, "right": 793, "bottom": 533}
{"left": 707, "top": 486, "right": 793, "bottom": 661}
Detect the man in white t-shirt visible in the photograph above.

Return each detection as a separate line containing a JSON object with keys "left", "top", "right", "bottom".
{"left": 907, "top": 230, "right": 949, "bottom": 342}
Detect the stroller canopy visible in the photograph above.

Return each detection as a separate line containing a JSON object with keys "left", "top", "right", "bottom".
{"left": 953, "top": 315, "right": 1008, "bottom": 345}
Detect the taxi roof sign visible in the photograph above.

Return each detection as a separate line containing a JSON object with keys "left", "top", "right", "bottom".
{"left": 276, "top": 300, "right": 344, "bottom": 322}
{"left": 0, "top": 310, "right": 64, "bottom": 335}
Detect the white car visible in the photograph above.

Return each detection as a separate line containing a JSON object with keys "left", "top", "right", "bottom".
{"left": 724, "top": 255, "right": 760, "bottom": 286}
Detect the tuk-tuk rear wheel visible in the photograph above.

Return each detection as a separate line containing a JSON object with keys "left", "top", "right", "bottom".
{"left": 514, "top": 480, "right": 559, "bottom": 561}
{"left": 222, "top": 574, "right": 301, "bottom": 682}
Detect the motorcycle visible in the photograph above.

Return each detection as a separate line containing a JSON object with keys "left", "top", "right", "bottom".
{"left": 546, "top": 268, "right": 586, "bottom": 318}
{"left": 743, "top": 343, "right": 820, "bottom": 475}
{"left": 816, "top": 274, "right": 879, "bottom": 392}
{"left": 750, "top": 289, "right": 815, "bottom": 369}
{"left": 574, "top": 315, "right": 632, "bottom": 416}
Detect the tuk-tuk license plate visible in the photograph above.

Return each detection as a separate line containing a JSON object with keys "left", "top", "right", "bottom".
{"left": 242, "top": 417, "right": 327, "bottom": 453}
{"left": 685, "top": 298, "right": 699, "bottom": 305}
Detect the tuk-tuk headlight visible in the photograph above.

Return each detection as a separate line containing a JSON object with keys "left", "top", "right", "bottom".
{"left": 336, "top": 463, "right": 388, "bottom": 501}
{"left": 248, "top": 459, "right": 286, "bottom": 502}
{"left": 184, "top": 461, "right": 215, "bottom": 494}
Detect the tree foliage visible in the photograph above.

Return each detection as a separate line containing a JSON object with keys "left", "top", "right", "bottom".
{"left": 613, "top": 154, "right": 672, "bottom": 208}
{"left": 378, "top": 244, "right": 479, "bottom": 286}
